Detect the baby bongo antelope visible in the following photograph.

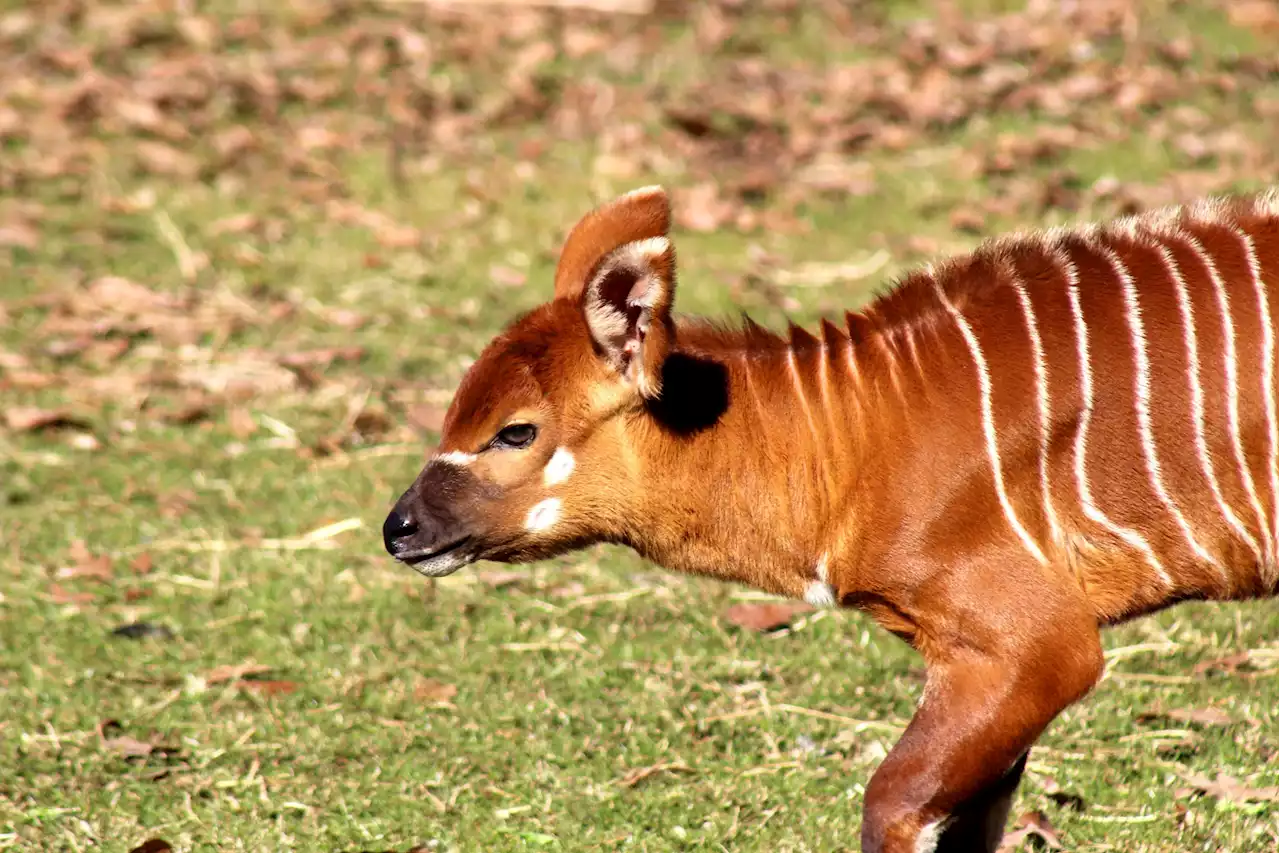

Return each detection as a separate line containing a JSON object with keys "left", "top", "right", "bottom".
{"left": 384, "top": 185, "right": 1278, "bottom": 853}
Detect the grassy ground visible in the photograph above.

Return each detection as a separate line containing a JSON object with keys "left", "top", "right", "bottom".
{"left": 1, "top": 1, "right": 1277, "bottom": 851}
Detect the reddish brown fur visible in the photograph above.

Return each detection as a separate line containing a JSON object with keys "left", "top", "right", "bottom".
{"left": 384, "top": 186, "right": 1279, "bottom": 853}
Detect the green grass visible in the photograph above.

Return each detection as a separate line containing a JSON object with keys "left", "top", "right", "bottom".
{"left": 1, "top": 1, "right": 1277, "bottom": 851}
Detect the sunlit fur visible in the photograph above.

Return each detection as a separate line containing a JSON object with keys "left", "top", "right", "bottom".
{"left": 386, "top": 186, "right": 1278, "bottom": 853}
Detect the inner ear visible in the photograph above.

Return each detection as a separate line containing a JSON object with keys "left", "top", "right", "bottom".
{"left": 582, "top": 238, "right": 676, "bottom": 398}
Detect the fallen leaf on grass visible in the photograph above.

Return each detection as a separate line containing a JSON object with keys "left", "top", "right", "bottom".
{"left": 5, "top": 406, "right": 92, "bottom": 433}
{"left": 58, "top": 550, "right": 113, "bottom": 581}
{"left": 49, "top": 584, "right": 96, "bottom": 605}
{"left": 618, "top": 761, "right": 696, "bottom": 788}
{"left": 278, "top": 346, "right": 365, "bottom": 369}
{"left": 414, "top": 678, "right": 458, "bottom": 703}
{"left": 1229, "top": 0, "right": 1279, "bottom": 32}
{"left": 1193, "top": 652, "right": 1254, "bottom": 676}
{"left": 998, "top": 810, "right": 1062, "bottom": 851}
{"left": 238, "top": 680, "right": 298, "bottom": 696}
{"left": 135, "top": 141, "right": 199, "bottom": 178}
{"left": 477, "top": 570, "right": 525, "bottom": 589}
{"left": 722, "top": 601, "right": 813, "bottom": 633}
{"left": 228, "top": 407, "right": 257, "bottom": 439}
{"left": 1175, "top": 770, "right": 1279, "bottom": 804}
{"left": 0, "top": 221, "right": 39, "bottom": 250}
{"left": 1139, "top": 706, "right": 1233, "bottom": 727}
{"left": 98, "top": 720, "right": 180, "bottom": 761}
{"left": 407, "top": 404, "right": 447, "bottom": 433}
{"left": 204, "top": 662, "right": 272, "bottom": 685}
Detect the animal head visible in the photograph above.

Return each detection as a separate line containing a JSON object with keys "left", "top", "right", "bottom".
{"left": 383, "top": 186, "right": 684, "bottom": 576}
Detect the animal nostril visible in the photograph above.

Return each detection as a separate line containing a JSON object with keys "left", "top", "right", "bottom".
{"left": 382, "top": 508, "right": 419, "bottom": 554}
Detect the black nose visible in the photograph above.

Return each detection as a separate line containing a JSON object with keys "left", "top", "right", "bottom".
{"left": 382, "top": 508, "right": 419, "bottom": 555}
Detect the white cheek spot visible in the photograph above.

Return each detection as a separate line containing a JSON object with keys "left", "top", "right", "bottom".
{"left": 525, "top": 498, "right": 561, "bottom": 532}
{"left": 543, "top": 447, "right": 575, "bottom": 486}
{"left": 804, "top": 581, "right": 836, "bottom": 608}
{"left": 434, "top": 451, "right": 476, "bottom": 467}
{"left": 816, "top": 552, "right": 829, "bottom": 583}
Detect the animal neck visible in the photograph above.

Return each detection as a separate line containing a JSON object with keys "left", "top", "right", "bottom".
{"left": 614, "top": 319, "right": 909, "bottom": 601}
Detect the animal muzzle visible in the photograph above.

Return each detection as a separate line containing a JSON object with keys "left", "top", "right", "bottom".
{"left": 382, "top": 485, "right": 477, "bottom": 577}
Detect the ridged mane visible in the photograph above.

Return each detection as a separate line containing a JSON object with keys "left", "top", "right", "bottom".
{"left": 676, "top": 187, "right": 1278, "bottom": 358}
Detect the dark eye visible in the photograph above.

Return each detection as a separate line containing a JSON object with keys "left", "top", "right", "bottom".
{"left": 492, "top": 423, "right": 537, "bottom": 450}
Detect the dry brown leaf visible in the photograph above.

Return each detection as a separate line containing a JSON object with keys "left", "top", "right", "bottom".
{"left": 408, "top": 404, "right": 448, "bottom": 433}
{"left": 228, "top": 407, "right": 257, "bottom": 439}
{"left": 1229, "top": 0, "right": 1279, "bottom": 33}
{"left": 489, "top": 264, "right": 527, "bottom": 288}
{"left": 618, "top": 762, "right": 696, "bottom": 788}
{"left": 1141, "top": 706, "right": 1234, "bottom": 727}
{"left": 415, "top": 678, "right": 458, "bottom": 703}
{"left": 722, "top": 601, "right": 813, "bottom": 632}
{"left": 135, "top": 141, "right": 199, "bottom": 178}
{"left": 238, "top": 680, "right": 298, "bottom": 696}
{"left": 375, "top": 223, "right": 423, "bottom": 249}
{"left": 209, "top": 213, "right": 260, "bottom": 237}
{"left": 1176, "top": 770, "right": 1279, "bottom": 804}
{"left": 998, "top": 810, "right": 1063, "bottom": 851}
{"left": 5, "top": 406, "right": 92, "bottom": 433}
{"left": 103, "top": 734, "right": 157, "bottom": 758}
{"left": 0, "top": 222, "right": 39, "bottom": 250}
{"left": 477, "top": 570, "right": 525, "bottom": 589}
{"left": 57, "top": 552, "right": 113, "bottom": 582}
{"left": 278, "top": 347, "right": 365, "bottom": 369}
{"left": 1194, "top": 651, "right": 1253, "bottom": 676}
{"left": 49, "top": 583, "right": 96, "bottom": 605}
{"left": 675, "top": 183, "right": 735, "bottom": 233}
{"left": 130, "top": 553, "right": 154, "bottom": 575}
{"left": 204, "top": 663, "right": 272, "bottom": 685}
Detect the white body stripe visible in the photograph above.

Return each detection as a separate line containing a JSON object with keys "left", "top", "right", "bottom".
{"left": 900, "top": 327, "right": 926, "bottom": 381}
{"left": 1065, "top": 259, "right": 1170, "bottom": 583}
{"left": 933, "top": 279, "right": 1048, "bottom": 565}
{"left": 1190, "top": 234, "right": 1274, "bottom": 566}
{"left": 1156, "top": 241, "right": 1262, "bottom": 567}
{"left": 1102, "top": 246, "right": 1223, "bottom": 573}
{"left": 877, "top": 333, "right": 905, "bottom": 402}
{"left": 1238, "top": 229, "right": 1278, "bottom": 560}
{"left": 1011, "top": 276, "right": 1062, "bottom": 547}
{"left": 786, "top": 346, "right": 821, "bottom": 444}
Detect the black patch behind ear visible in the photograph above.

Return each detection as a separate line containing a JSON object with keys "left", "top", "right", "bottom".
{"left": 645, "top": 352, "right": 729, "bottom": 436}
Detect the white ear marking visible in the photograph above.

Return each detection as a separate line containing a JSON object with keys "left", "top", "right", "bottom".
{"left": 525, "top": 498, "right": 562, "bottom": 532}
{"left": 434, "top": 451, "right": 476, "bottom": 467}
{"left": 544, "top": 447, "right": 576, "bottom": 486}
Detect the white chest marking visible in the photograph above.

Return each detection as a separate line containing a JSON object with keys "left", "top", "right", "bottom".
{"left": 805, "top": 553, "right": 836, "bottom": 607}
{"left": 914, "top": 818, "right": 944, "bottom": 853}
{"left": 525, "top": 498, "right": 562, "bottom": 532}
{"left": 543, "top": 447, "right": 576, "bottom": 486}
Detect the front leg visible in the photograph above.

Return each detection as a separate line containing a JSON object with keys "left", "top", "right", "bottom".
{"left": 858, "top": 570, "right": 1104, "bottom": 853}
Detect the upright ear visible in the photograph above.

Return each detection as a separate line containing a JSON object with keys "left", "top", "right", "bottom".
{"left": 582, "top": 236, "right": 677, "bottom": 401}
{"left": 553, "top": 186, "right": 671, "bottom": 302}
